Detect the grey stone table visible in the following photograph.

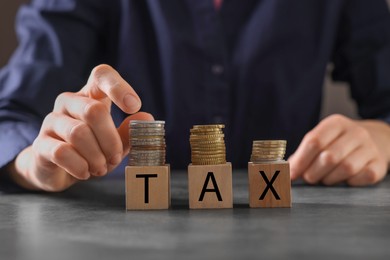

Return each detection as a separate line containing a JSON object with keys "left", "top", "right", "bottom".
{"left": 1, "top": 171, "right": 390, "bottom": 260}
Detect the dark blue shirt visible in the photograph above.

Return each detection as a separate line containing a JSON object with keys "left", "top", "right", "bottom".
{"left": 1, "top": 0, "right": 390, "bottom": 173}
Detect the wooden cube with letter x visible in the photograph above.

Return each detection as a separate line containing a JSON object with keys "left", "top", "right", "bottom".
{"left": 125, "top": 165, "right": 171, "bottom": 210}
{"left": 248, "top": 140, "right": 292, "bottom": 208}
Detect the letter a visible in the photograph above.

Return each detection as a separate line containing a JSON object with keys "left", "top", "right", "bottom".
{"left": 199, "top": 172, "right": 223, "bottom": 201}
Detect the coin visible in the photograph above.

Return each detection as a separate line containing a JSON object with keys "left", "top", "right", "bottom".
{"left": 253, "top": 140, "right": 286, "bottom": 144}
{"left": 189, "top": 124, "right": 227, "bottom": 165}
{"left": 128, "top": 120, "right": 166, "bottom": 166}
{"left": 192, "top": 124, "right": 225, "bottom": 129}
{"left": 250, "top": 140, "right": 287, "bottom": 162}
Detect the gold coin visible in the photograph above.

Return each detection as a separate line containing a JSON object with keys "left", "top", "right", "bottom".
{"left": 191, "top": 154, "right": 225, "bottom": 159}
{"left": 190, "top": 130, "right": 223, "bottom": 135}
{"left": 252, "top": 143, "right": 286, "bottom": 146}
{"left": 191, "top": 153, "right": 226, "bottom": 160}
{"left": 192, "top": 124, "right": 225, "bottom": 128}
{"left": 190, "top": 124, "right": 228, "bottom": 163}
{"left": 190, "top": 139, "right": 225, "bottom": 143}
{"left": 253, "top": 140, "right": 286, "bottom": 144}
{"left": 191, "top": 148, "right": 226, "bottom": 153}
{"left": 191, "top": 146, "right": 225, "bottom": 150}
{"left": 251, "top": 147, "right": 286, "bottom": 151}
{"left": 192, "top": 160, "right": 226, "bottom": 165}
{"left": 251, "top": 150, "right": 285, "bottom": 155}
{"left": 192, "top": 159, "right": 226, "bottom": 163}
{"left": 251, "top": 156, "right": 284, "bottom": 160}
{"left": 190, "top": 134, "right": 224, "bottom": 139}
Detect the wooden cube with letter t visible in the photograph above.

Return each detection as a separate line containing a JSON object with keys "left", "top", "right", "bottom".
{"left": 248, "top": 161, "right": 291, "bottom": 208}
{"left": 125, "top": 165, "right": 170, "bottom": 210}
{"left": 188, "top": 162, "right": 233, "bottom": 209}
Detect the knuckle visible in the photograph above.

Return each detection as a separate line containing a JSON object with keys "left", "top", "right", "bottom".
{"left": 32, "top": 138, "right": 45, "bottom": 157}
{"left": 320, "top": 150, "right": 337, "bottom": 166}
{"left": 304, "top": 133, "right": 323, "bottom": 151}
{"left": 51, "top": 142, "right": 70, "bottom": 163}
{"left": 54, "top": 92, "right": 72, "bottom": 109}
{"left": 340, "top": 160, "right": 356, "bottom": 177}
{"left": 91, "top": 64, "right": 113, "bottom": 81}
{"left": 355, "top": 127, "right": 370, "bottom": 141}
{"left": 327, "top": 114, "right": 347, "bottom": 124}
{"left": 41, "top": 113, "right": 56, "bottom": 129}
{"left": 31, "top": 138, "right": 39, "bottom": 151}
{"left": 83, "top": 101, "right": 107, "bottom": 122}
{"left": 68, "top": 123, "right": 90, "bottom": 143}
{"left": 106, "top": 81, "right": 122, "bottom": 97}
{"left": 364, "top": 166, "right": 380, "bottom": 185}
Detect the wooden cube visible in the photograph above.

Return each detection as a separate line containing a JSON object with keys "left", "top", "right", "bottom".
{"left": 188, "top": 162, "right": 233, "bottom": 209}
{"left": 125, "top": 165, "right": 170, "bottom": 210}
{"left": 248, "top": 161, "right": 291, "bottom": 208}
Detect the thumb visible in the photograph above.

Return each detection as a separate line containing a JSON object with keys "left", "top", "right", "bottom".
{"left": 117, "top": 112, "right": 155, "bottom": 157}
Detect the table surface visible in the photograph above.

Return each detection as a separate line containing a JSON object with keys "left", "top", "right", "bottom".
{"left": 1, "top": 170, "right": 390, "bottom": 260}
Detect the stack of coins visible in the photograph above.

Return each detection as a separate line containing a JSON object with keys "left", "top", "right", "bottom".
{"left": 250, "top": 140, "right": 287, "bottom": 162}
{"left": 128, "top": 120, "right": 166, "bottom": 166}
{"left": 190, "top": 124, "right": 226, "bottom": 165}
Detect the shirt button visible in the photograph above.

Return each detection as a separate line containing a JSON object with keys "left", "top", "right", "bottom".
{"left": 211, "top": 64, "right": 224, "bottom": 75}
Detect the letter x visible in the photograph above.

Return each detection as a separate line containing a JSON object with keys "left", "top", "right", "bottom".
{"left": 259, "top": 171, "right": 280, "bottom": 200}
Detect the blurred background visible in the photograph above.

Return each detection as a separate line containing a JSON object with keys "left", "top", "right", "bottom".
{"left": 3, "top": 0, "right": 387, "bottom": 120}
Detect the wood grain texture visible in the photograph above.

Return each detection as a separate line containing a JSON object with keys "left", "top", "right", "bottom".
{"left": 248, "top": 161, "right": 291, "bottom": 208}
{"left": 125, "top": 165, "right": 170, "bottom": 210}
{"left": 188, "top": 163, "right": 233, "bottom": 209}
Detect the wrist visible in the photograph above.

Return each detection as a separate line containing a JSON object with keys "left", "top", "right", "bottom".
{"left": 6, "top": 146, "right": 41, "bottom": 190}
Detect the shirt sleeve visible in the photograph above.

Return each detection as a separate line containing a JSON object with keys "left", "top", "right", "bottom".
{"left": 0, "top": 0, "right": 117, "bottom": 171}
{"left": 331, "top": 0, "right": 390, "bottom": 124}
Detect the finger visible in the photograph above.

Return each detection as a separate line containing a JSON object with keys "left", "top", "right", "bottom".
{"left": 321, "top": 146, "right": 376, "bottom": 185}
{"left": 33, "top": 135, "right": 90, "bottom": 180}
{"left": 54, "top": 93, "right": 123, "bottom": 167}
{"left": 301, "top": 132, "right": 361, "bottom": 184}
{"left": 117, "top": 112, "right": 155, "bottom": 156}
{"left": 289, "top": 115, "right": 348, "bottom": 180}
{"left": 42, "top": 113, "right": 107, "bottom": 176}
{"left": 346, "top": 159, "right": 387, "bottom": 186}
{"left": 80, "top": 64, "right": 141, "bottom": 114}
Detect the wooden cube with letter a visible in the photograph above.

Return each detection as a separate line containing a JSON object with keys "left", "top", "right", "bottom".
{"left": 248, "top": 161, "right": 291, "bottom": 208}
{"left": 125, "top": 165, "right": 170, "bottom": 210}
{"left": 188, "top": 162, "right": 233, "bottom": 209}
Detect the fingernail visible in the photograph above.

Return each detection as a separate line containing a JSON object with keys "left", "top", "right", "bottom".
{"left": 303, "top": 173, "right": 315, "bottom": 184}
{"left": 97, "top": 165, "right": 107, "bottom": 176}
{"left": 110, "top": 154, "right": 122, "bottom": 165}
{"left": 124, "top": 94, "right": 141, "bottom": 112}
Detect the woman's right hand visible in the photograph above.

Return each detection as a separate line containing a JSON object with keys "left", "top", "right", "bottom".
{"left": 7, "top": 64, "right": 153, "bottom": 191}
